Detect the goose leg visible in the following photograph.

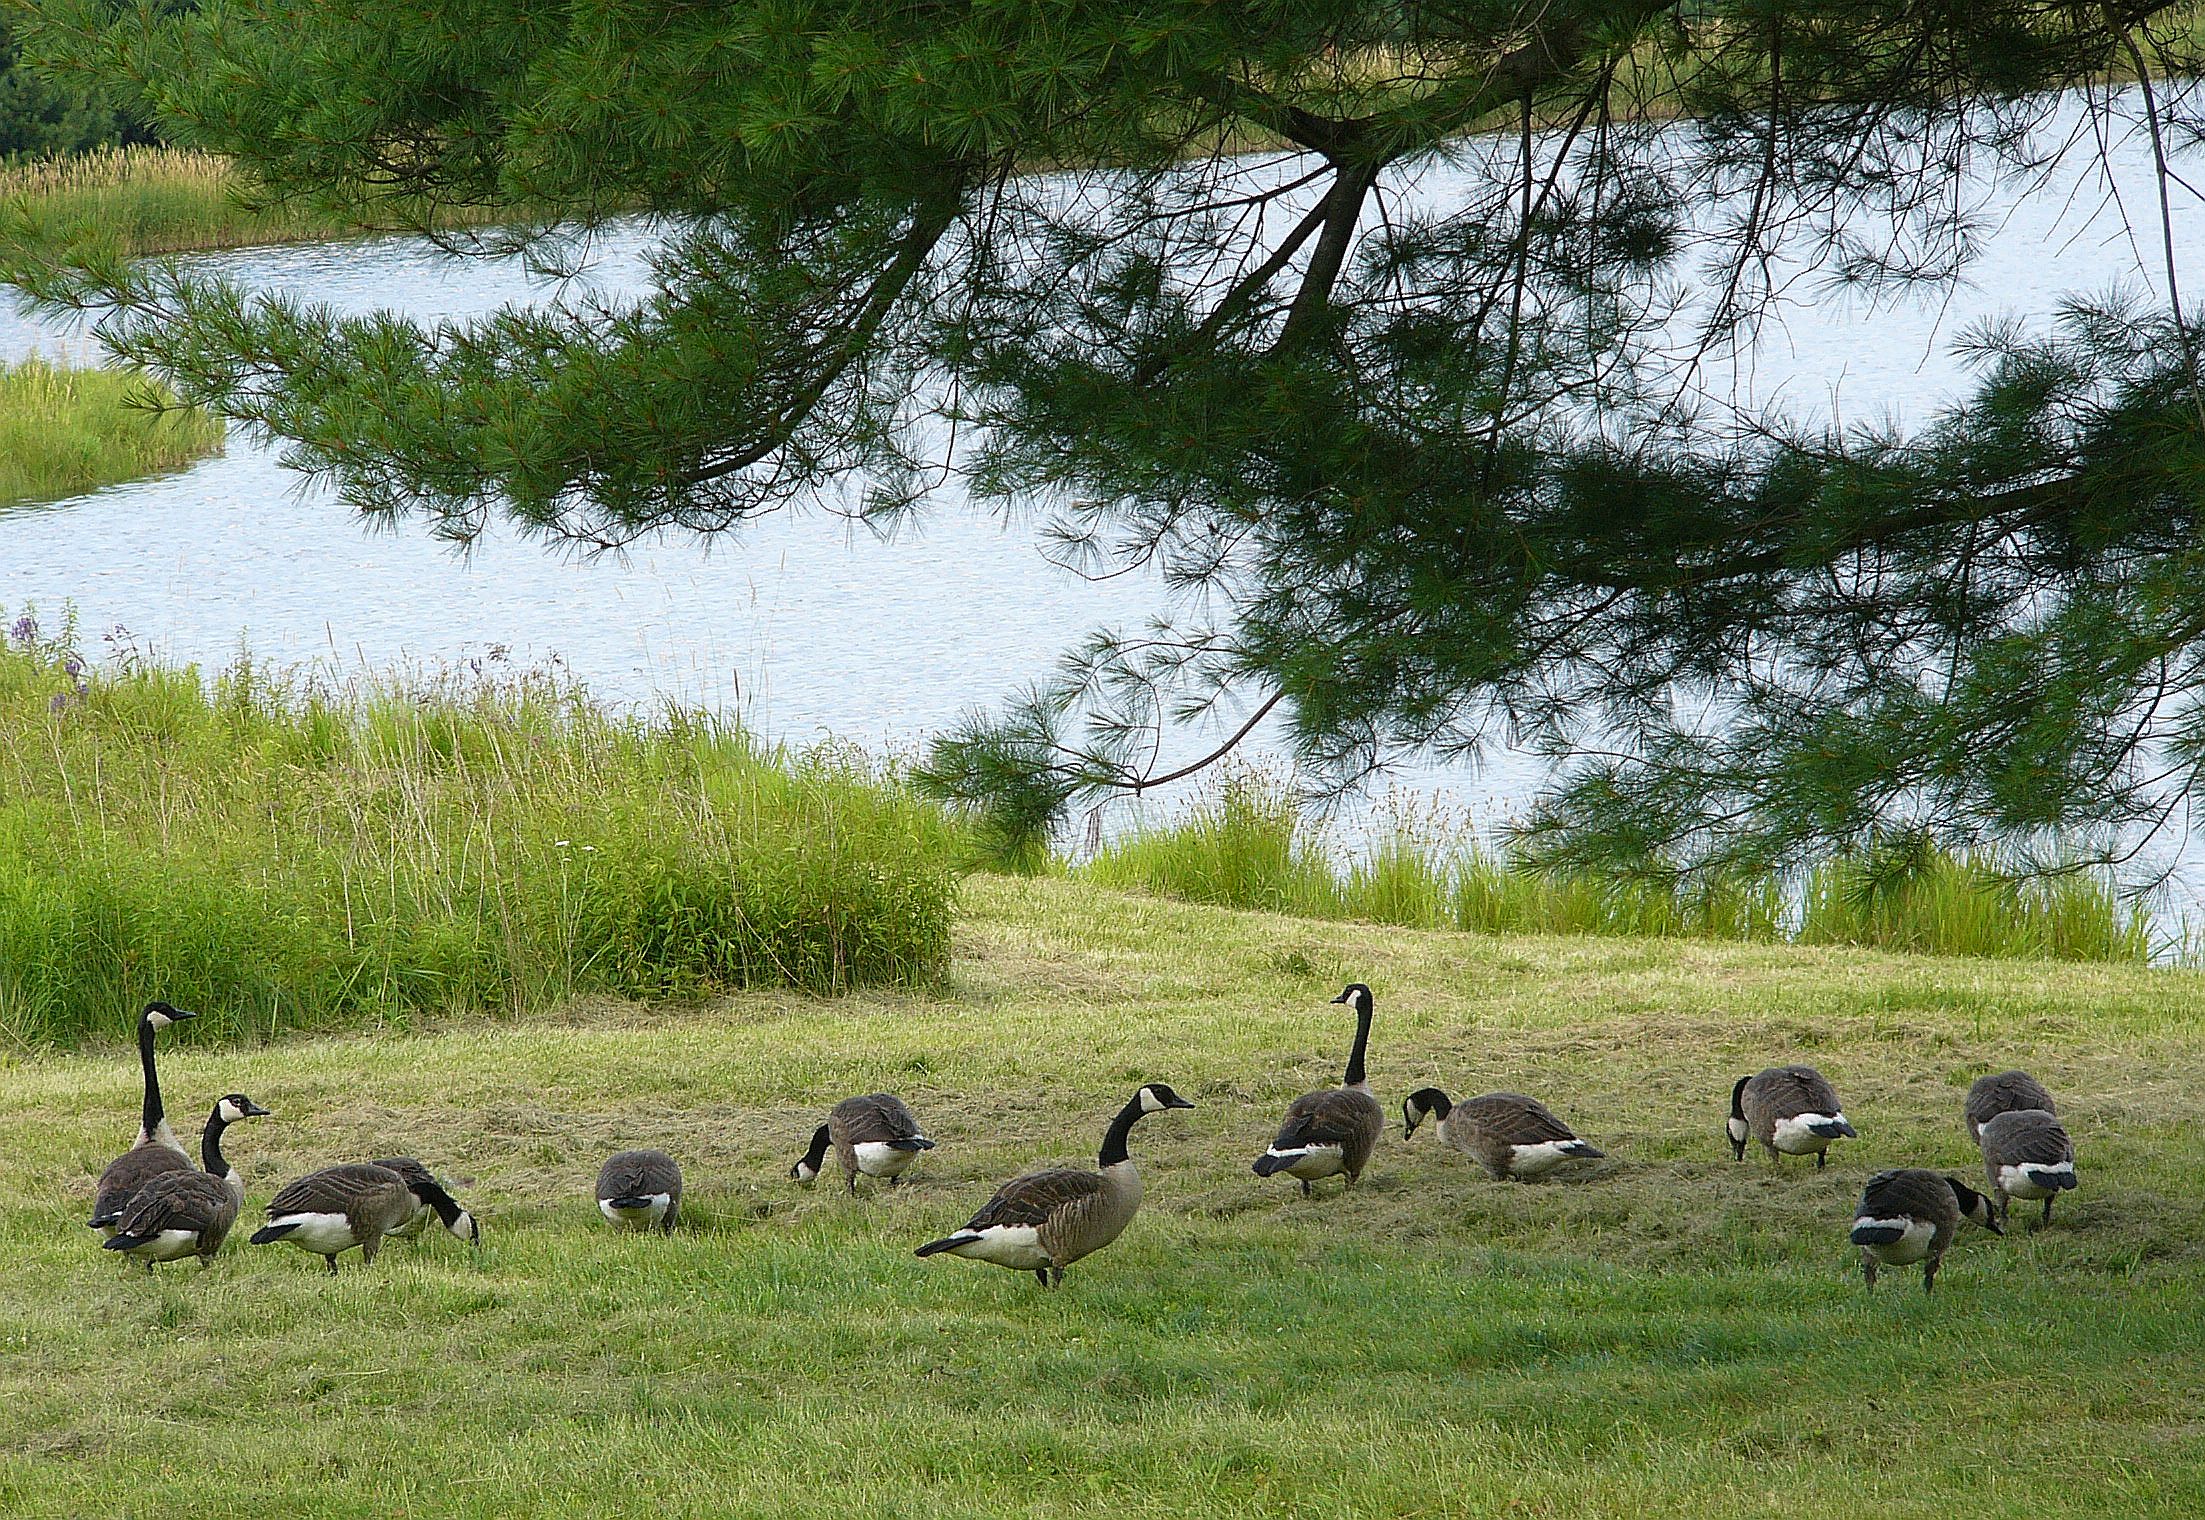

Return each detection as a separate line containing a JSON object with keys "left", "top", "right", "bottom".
{"left": 1816, "top": 1150, "right": 1827, "bottom": 1171}
{"left": 1861, "top": 1254, "right": 1878, "bottom": 1290}
{"left": 324, "top": 1255, "right": 340, "bottom": 1276}
{"left": 845, "top": 1173, "right": 858, "bottom": 1197}
{"left": 1034, "top": 1268, "right": 1050, "bottom": 1288}
{"left": 1299, "top": 1180, "right": 1312, "bottom": 1199}
{"left": 1922, "top": 1257, "right": 1940, "bottom": 1295}
{"left": 2042, "top": 1196, "right": 2054, "bottom": 1225}
{"left": 1048, "top": 1266, "right": 1065, "bottom": 1288}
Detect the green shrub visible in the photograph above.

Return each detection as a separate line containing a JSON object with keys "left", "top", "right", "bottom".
{"left": 0, "top": 355, "right": 222, "bottom": 505}
{"left": 0, "top": 619, "right": 959, "bottom": 1047}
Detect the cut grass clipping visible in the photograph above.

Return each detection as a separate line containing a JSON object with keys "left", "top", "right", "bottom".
{"left": 0, "top": 617, "right": 957, "bottom": 1046}
{"left": 4, "top": 876, "right": 2203, "bottom": 1516}
{"left": 1082, "top": 772, "right": 2158, "bottom": 962}
{"left": 0, "top": 355, "right": 222, "bottom": 506}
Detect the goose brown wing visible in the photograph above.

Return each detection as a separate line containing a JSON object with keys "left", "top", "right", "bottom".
{"left": 1272, "top": 1088, "right": 1379, "bottom": 1149}
{"left": 369, "top": 1157, "right": 437, "bottom": 1191}
{"left": 596, "top": 1150, "right": 682, "bottom": 1198}
{"left": 115, "top": 1170, "right": 235, "bottom": 1237}
{"left": 836, "top": 1093, "right": 924, "bottom": 1144}
{"left": 267, "top": 1163, "right": 410, "bottom": 1216}
{"left": 960, "top": 1168, "right": 1105, "bottom": 1232}
{"left": 1981, "top": 1112, "right": 2073, "bottom": 1166}
{"left": 1858, "top": 1168, "right": 1946, "bottom": 1218}
{"left": 1458, "top": 1093, "right": 1577, "bottom": 1145}
{"left": 1761, "top": 1065, "right": 1840, "bottom": 1116}
{"left": 1965, "top": 1072, "right": 2055, "bottom": 1135}
{"left": 93, "top": 1144, "right": 194, "bottom": 1219}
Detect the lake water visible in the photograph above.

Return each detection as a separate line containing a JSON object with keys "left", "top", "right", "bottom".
{"left": 2, "top": 95, "right": 2202, "bottom": 905}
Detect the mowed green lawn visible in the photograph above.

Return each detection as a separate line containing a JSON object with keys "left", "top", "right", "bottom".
{"left": 3, "top": 875, "right": 2201, "bottom": 1517}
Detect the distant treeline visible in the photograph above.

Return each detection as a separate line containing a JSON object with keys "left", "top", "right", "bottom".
{"left": 0, "top": 11, "right": 173, "bottom": 159}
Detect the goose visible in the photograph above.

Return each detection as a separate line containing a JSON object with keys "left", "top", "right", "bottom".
{"left": 102, "top": 1094, "right": 269, "bottom": 1271}
{"left": 1727, "top": 1065, "right": 1857, "bottom": 1169}
{"left": 1252, "top": 983, "right": 1383, "bottom": 1196}
{"left": 1964, "top": 1070, "right": 2056, "bottom": 1145}
{"left": 1976, "top": 1108, "right": 2078, "bottom": 1225}
{"left": 87, "top": 1000, "right": 199, "bottom": 1236}
{"left": 791, "top": 1093, "right": 936, "bottom": 1194}
{"left": 597, "top": 1149, "right": 683, "bottom": 1232}
{"left": 250, "top": 1163, "right": 463, "bottom": 1273}
{"left": 1402, "top": 1088, "right": 1605, "bottom": 1181}
{"left": 372, "top": 1156, "right": 482, "bottom": 1246}
{"left": 1849, "top": 1168, "right": 2002, "bottom": 1293}
{"left": 915, "top": 1082, "right": 1194, "bottom": 1287}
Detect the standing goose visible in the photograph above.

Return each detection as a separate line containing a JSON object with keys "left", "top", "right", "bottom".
{"left": 1976, "top": 1109, "right": 2078, "bottom": 1225}
{"left": 915, "top": 1083, "right": 1194, "bottom": 1287}
{"left": 102, "top": 1094, "right": 270, "bottom": 1271}
{"left": 1402, "top": 1088, "right": 1605, "bottom": 1181}
{"left": 596, "top": 1149, "right": 683, "bottom": 1232}
{"left": 88, "top": 1000, "right": 199, "bottom": 1236}
{"left": 1849, "top": 1168, "right": 2002, "bottom": 1293}
{"left": 1964, "top": 1070, "right": 2056, "bottom": 1145}
{"left": 250, "top": 1163, "right": 456, "bottom": 1273}
{"left": 372, "top": 1156, "right": 482, "bottom": 1246}
{"left": 1252, "top": 983, "right": 1383, "bottom": 1197}
{"left": 1727, "top": 1066, "right": 1857, "bottom": 1169}
{"left": 791, "top": 1093, "right": 937, "bottom": 1194}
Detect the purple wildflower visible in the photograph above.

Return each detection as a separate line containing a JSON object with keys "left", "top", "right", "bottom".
{"left": 47, "top": 692, "right": 67, "bottom": 715}
{"left": 10, "top": 615, "right": 37, "bottom": 647}
{"left": 61, "top": 653, "right": 84, "bottom": 679}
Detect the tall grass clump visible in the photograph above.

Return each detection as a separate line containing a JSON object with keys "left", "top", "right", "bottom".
{"left": 1798, "top": 841, "right": 2154, "bottom": 962}
{"left": 0, "top": 356, "right": 223, "bottom": 505}
{"left": 1083, "top": 774, "right": 1342, "bottom": 915}
{"left": 0, "top": 146, "right": 503, "bottom": 257}
{"left": 1080, "top": 776, "right": 2154, "bottom": 963}
{"left": 0, "top": 617, "right": 959, "bottom": 1047}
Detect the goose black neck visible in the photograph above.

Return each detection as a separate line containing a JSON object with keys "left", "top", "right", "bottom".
{"left": 417, "top": 1179, "right": 467, "bottom": 1231}
{"left": 137, "top": 1018, "right": 165, "bottom": 1141}
{"left": 801, "top": 1124, "right": 831, "bottom": 1171}
{"left": 1342, "top": 1001, "right": 1373, "bottom": 1089}
{"left": 1729, "top": 1075, "right": 1750, "bottom": 1120}
{"left": 1098, "top": 1096, "right": 1147, "bottom": 1168}
{"left": 199, "top": 1107, "right": 231, "bottom": 1177}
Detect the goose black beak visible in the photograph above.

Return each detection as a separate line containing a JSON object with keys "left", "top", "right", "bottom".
{"left": 242, "top": 1099, "right": 272, "bottom": 1116}
{"left": 1167, "top": 1096, "right": 1196, "bottom": 1110}
{"left": 1329, "top": 990, "right": 1350, "bottom": 1004}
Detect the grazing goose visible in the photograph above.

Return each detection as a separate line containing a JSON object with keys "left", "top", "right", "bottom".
{"left": 915, "top": 1083, "right": 1194, "bottom": 1287}
{"left": 1976, "top": 1109, "right": 2078, "bottom": 1225}
{"left": 1850, "top": 1168, "right": 2002, "bottom": 1293}
{"left": 1964, "top": 1070, "right": 2057, "bottom": 1145}
{"left": 597, "top": 1149, "right": 683, "bottom": 1232}
{"left": 102, "top": 1094, "right": 270, "bottom": 1271}
{"left": 791, "top": 1093, "right": 937, "bottom": 1193}
{"left": 88, "top": 1000, "right": 199, "bottom": 1236}
{"left": 1402, "top": 1088, "right": 1605, "bottom": 1181}
{"left": 1252, "top": 983, "right": 1384, "bottom": 1197}
{"left": 372, "top": 1156, "right": 482, "bottom": 1246}
{"left": 1727, "top": 1065, "right": 1857, "bottom": 1169}
{"left": 250, "top": 1163, "right": 453, "bottom": 1273}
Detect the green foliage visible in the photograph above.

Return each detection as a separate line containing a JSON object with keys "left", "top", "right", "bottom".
{"left": 12, "top": 2, "right": 2205, "bottom": 879}
{"left": 0, "top": 619, "right": 958, "bottom": 1046}
{"left": 0, "top": 353, "right": 221, "bottom": 504}
{"left": 0, "top": 14, "right": 144, "bottom": 158}
{"left": 1084, "top": 776, "right": 2153, "bottom": 962}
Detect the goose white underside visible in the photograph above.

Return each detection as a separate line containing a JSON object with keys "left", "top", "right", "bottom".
{"left": 941, "top": 1225, "right": 1049, "bottom": 1270}
{"left": 1999, "top": 1162, "right": 2075, "bottom": 1199}
{"left": 1265, "top": 1144, "right": 1345, "bottom": 1180}
{"left": 1854, "top": 1216, "right": 1935, "bottom": 1263}
{"left": 1772, "top": 1114, "right": 1849, "bottom": 1154}
{"left": 120, "top": 1228, "right": 202, "bottom": 1262}
{"left": 1507, "top": 1141, "right": 1590, "bottom": 1178}
{"left": 599, "top": 1194, "right": 673, "bottom": 1229}
{"left": 854, "top": 1141, "right": 920, "bottom": 1178}
{"left": 264, "top": 1212, "right": 359, "bottom": 1255}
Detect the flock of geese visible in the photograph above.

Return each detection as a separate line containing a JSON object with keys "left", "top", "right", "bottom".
{"left": 87, "top": 984, "right": 2079, "bottom": 1293}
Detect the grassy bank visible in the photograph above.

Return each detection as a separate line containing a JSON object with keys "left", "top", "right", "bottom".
{"left": 1, "top": 876, "right": 2201, "bottom": 1515}
{"left": 0, "top": 355, "right": 223, "bottom": 505}
{"left": 0, "top": 622, "right": 956, "bottom": 1046}
{"left": 1082, "top": 776, "right": 2160, "bottom": 963}
{"left": 0, "top": 146, "right": 501, "bottom": 257}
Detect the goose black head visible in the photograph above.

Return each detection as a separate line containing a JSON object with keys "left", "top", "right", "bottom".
{"left": 1402, "top": 1087, "right": 1451, "bottom": 1139}
{"left": 790, "top": 1123, "right": 831, "bottom": 1183}
{"left": 215, "top": 1094, "right": 271, "bottom": 1124}
{"left": 1725, "top": 1075, "right": 1751, "bottom": 1161}
{"left": 1137, "top": 1082, "right": 1196, "bottom": 1113}
{"left": 1330, "top": 983, "right": 1374, "bottom": 1017}
{"left": 141, "top": 1000, "right": 197, "bottom": 1030}
{"left": 1948, "top": 1177, "right": 2004, "bottom": 1235}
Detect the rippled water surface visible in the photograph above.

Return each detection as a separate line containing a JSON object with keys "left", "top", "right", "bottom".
{"left": 3, "top": 101, "right": 2202, "bottom": 897}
